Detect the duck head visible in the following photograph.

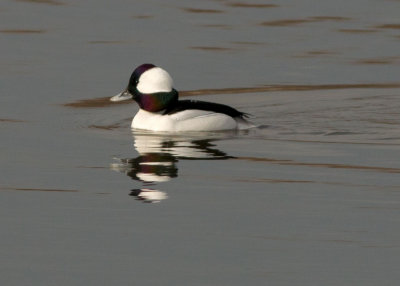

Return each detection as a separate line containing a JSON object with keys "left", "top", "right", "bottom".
{"left": 111, "top": 64, "right": 178, "bottom": 112}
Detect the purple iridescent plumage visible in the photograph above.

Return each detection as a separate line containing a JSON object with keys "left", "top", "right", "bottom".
{"left": 133, "top": 88, "right": 179, "bottom": 112}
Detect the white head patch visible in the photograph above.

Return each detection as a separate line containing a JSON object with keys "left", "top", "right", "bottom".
{"left": 137, "top": 67, "right": 173, "bottom": 93}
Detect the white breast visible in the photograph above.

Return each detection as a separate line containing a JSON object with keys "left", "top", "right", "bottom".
{"left": 131, "top": 109, "right": 238, "bottom": 132}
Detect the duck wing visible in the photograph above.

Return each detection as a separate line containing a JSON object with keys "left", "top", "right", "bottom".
{"left": 163, "top": 100, "right": 249, "bottom": 119}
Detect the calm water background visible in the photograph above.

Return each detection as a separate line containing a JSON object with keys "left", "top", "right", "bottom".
{"left": 1, "top": 0, "right": 400, "bottom": 285}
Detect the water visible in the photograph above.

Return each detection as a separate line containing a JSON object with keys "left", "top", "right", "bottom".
{"left": 1, "top": 0, "right": 400, "bottom": 285}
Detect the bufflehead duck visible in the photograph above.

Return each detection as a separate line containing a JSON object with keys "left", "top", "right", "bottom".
{"left": 111, "top": 64, "right": 254, "bottom": 131}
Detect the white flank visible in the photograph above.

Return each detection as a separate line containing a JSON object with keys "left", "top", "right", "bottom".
{"left": 131, "top": 109, "right": 238, "bottom": 132}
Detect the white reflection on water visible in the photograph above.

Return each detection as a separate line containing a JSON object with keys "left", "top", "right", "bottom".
{"left": 129, "top": 188, "right": 168, "bottom": 203}
{"left": 110, "top": 130, "right": 235, "bottom": 202}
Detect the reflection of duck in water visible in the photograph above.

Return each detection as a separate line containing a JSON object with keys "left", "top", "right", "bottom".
{"left": 110, "top": 132, "right": 233, "bottom": 203}
{"left": 112, "top": 153, "right": 178, "bottom": 184}
{"left": 111, "top": 64, "right": 255, "bottom": 131}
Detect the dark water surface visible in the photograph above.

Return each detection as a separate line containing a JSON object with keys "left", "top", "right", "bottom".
{"left": 1, "top": 0, "right": 400, "bottom": 285}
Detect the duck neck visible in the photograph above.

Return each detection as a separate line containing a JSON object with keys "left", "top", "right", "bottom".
{"left": 132, "top": 88, "right": 178, "bottom": 112}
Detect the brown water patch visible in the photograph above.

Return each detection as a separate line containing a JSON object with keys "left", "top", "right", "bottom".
{"left": 307, "top": 50, "right": 336, "bottom": 55}
{"left": 63, "top": 82, "right": 400, "bottom": 108}
{"left": 261, "top": 19, "right": 313, "bottom": 27}
{"left": 338, "top": 29, "right": 378, "bottom": 34}
{"left": 354, "top": 57, "right": 399, "bottom": 65}
{"left": 261, "top": 16, "right": 349, "bottom": 27}
{"left": 0, "top": 118, "right": 25, "bottom": 123}
{"left": 182, "top": 8, "right": 223, "bottom": 13}
{"left": 227, "top": 3, "right": 278, "bottom": 8}
{"left": 294, "top": 50, "right": 338, "bottom": 58}
{"left": 89, "top": 124, "right": 122, "bottom": 130}
{"left": 371, "top": 118, "right": 400, "bottom": 125}
{"left": 15, "top": 0, "right": 64, "bottom": 5}
{"left": 309, "top": 16, "right": 350, "bottom": 21}
{"left": 200, "top": 24, "right": 232, "bottom": 29}
{"left": 88, "top": 40, "right": 126, "bottom": 44}
{"left": 375, "top": 24, "right": 400, "bottom": 29}
{"left": 179, "top": 83, "right": 400, "bottom": 96}
{"left": 0, "top": 29, "right": 45, "bottom": 34}
{"left": 231, "top": 41, "right": 265, "bottom": 45}
{"left": 1, "top": 187, "right": 78, "bottom": 192}
{"left": 237, "top": 156, "right": 400, "bottom": 174}
{"left": 190, "top": 46, "right": 232, "bottom": 51}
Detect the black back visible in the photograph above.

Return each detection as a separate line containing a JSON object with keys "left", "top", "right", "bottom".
{"left": 163, "top": 100, "right": 248, "bottom": 119}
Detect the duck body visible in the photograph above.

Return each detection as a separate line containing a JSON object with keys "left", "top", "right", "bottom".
{"left": 132, "top": 107, "right": 237, "bottom": 132}
{"left": 111, "top": 64, "right": 254, "bottom": 132}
